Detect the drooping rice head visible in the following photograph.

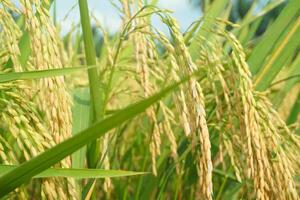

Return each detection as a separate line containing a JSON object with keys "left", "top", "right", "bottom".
{"left": 0, "top": 0, "right": 78, "bottom": 199}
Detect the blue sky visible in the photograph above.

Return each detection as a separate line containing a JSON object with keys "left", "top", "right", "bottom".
{"left": 11, "top": 0, "right": 270, "bottom": 35}
{"left": 51, "top": 0, "right": 202, "bottom": 34}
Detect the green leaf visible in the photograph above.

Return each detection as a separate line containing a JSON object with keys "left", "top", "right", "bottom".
{"left": 0, "top": 66, "right": 93, "bottom": 83}
{"left": 248, "top": 0, "right": 300, "bottom": 75}
{"left": 254, "top": 19, "right": 300, "bottom": 91}
{"left": 272, "top": 54, "right": 300, "bottom": 108}
{"left": 188, "top": 0, "right": 230, "bottom": 59}
{"left": 287, "top": 91, "right": 300, "bottom": 125}
{"left": 78, "top": 0, "right": 103, "bottom": 171}
{"left": 238, "top": 0, "right": 285, "bottom": 29}
{"left": 0, "top": 165, "right": 147, "bottom": 179}
{"left": 0, "top": 73, "right": 191, "bottom": 196}
{"left": 72, "top": 87, "right": 90, "bottom": 168}
{"left": 78, "top": 0, "right": 103, "bottom": 121}
{"left": 239, "top": 17, "right": 262, "bottom": 46}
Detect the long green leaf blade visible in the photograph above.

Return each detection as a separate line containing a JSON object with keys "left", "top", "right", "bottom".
{"left": 287, "top": 91, "right": 300, "bottom": 125}
{"left": 248, "top": 0, "right": 300, "bottom": 75}
{"left": 0, "top": 165, "right": 147, "bottom": 179}
{"left": 72, "top": 88, "right": 90, "bottom": 168}
{"left": 254, "top": 18, "right": 300, "bottom": 91}
{"left": 0, "top": 66, "right": 92, "bottom": 83}
{"left": 78, "top": 0, "right": 103, "bottom": 121}
{"left": 272, "top": 54, "right": 300, "bottom": 108}
{"left": 188, "top": 0, "right": 230, "bottom": 59}
{"left": 78, "top": 0, "right": 103, "bottom": 171}
{"left": 238, "top": 0, "right": 285, "bottom": 29}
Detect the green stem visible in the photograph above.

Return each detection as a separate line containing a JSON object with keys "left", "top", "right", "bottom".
{"left": 78, "top": 0, "right": 103, "bottom": 169}
{"left": 287, "top": 91, "right": 300, "bottom": 125}
{"left": 216, "top": 169, "right": 229, "bottom": 200}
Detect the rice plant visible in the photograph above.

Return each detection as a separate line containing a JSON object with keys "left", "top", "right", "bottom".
{"left": 0, "top": 0, "right": 299, "bottom": 199}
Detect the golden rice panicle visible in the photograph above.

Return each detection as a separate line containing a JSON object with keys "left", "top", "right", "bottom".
{"left": 0, "top": 4, "right": 22, "bottom": 72}
{"left": 133, "top": 2, "right": 161, "bottom": 176}
{"left": 131, "top": 4, "right": 180, "bottom": 176}
{"left": 228, "top": 32, "right": 280, "bottom": 199}
{"left": 0, "top": 136, "right": 18, "bottom": 165}
{"left": 0, "top": 5, "right": 57, "bottom": 197}
{"left": 199, "top": 24, "right": 271, "bottom": 197}
{"left": 0, "top": 81, "right": 54, "bottom": 198}
{"left": 195, "top": 36, "right": 243, "bottom": 181}
{"left": 19, "top": 0, "right": 78, "bottom": 199}
{"left": 216, "top": 28, "right": 299, "bottom": 200}
{"left": 157, "top": 20, "right": 212, "bottom": 199}
{"left": 121, "top": 0, "right": 132, "bottom": 25}
{"left": 156, "top": 31, "right": 192, "bottom": 139}
{"left": 160, "top": 101, "right": 179, "bottom": 163}
{"left": 0, "top": 138, "right": 27, "bottom": 199}
{"left": 256, "top": 94, "right": 300, "bottom": 199}
{"left": 0, "top": 2, "right": 68, "bottom": 197}
{"left": 148, "top": 31, "right": 182, "bottom": 171}
{"left": 21, "top": 0, "right": 72, "bottom": 143}
{"left": 163, "top": 16, "right": 213, "bottom": 200}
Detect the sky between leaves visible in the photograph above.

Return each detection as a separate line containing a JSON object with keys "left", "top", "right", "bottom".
{"left": 51, "top": 0, "right": 202, "bottom": 34}
{"left": 10, "top": 0, "right": 269, "bottom": 35}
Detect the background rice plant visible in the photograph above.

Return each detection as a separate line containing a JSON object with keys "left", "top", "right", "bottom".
{"left": 0, "top": 0, "right": 299, "bottom": 199}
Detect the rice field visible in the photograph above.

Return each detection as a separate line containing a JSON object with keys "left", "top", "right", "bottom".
{"left": 0, "top": 0, "right": 299, "bottom": 199}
